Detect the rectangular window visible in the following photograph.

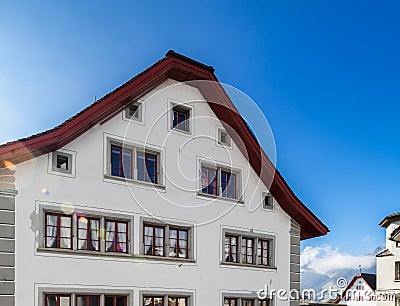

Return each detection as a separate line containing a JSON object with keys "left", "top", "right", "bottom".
{"left": 258, "top": 300, "right": 270, "bottom": 306}
{"left": 218, "top": 129, "right": 231, "bottom": 147}
{"left": 168, "top": 297, "right": 187, "bottom": 306}
{"left": 45, "top": 294, "right": 71, "bottom": 306}
{"left": 143, "top": 296, "right": 164, "bottom": 306}
{"left": 263, "top": 194, "right": 273, "bottom": 209}
{"left": 125, "top": 101, "right": 142, "bottom": 121}
{"left": 224, "top": 232, "right": 273, "bottom": 267}
{"left": 144, "top": 224, "right": 165, "bottom": 256}
{"left": 396, "top": 261, "right": 400, "bottom": 280}
{"left": 76, "top": 295, "right": 100, "bottom": 306}
{"left": 169, "top": 228, "right": 188, "bottom": 259}
{"left": 137, "top": 152, "right": 158, "bottom": 184}
{"left": 105, "top": 295, "right": 127, "bottom": 306}
{"left": 257, "top": 239, "right": 270, "bottom": 266}
{"left": 241, "top": 237, "right": 254, "bottom": 264}
{"left": 225, "top": 235, "right": 239, "bottom": 263}
{"left": 51, "top": 151, "right": 73, "bottom": 175}
{"left": 224, "top": 298, "right": 238, "bottom": 306}
{"left": 105, "top": 220, "right": 128, "bottom": 253}
{"left": 201, "top": 167, "right": 217, "bottom": 195}
{"left": 45, "top": 213, "right": 72, "bottom": 249}
{"left": 111, "top": 145, "right": 133, "bottom": 179}
{"left": 172, "top": 105, "right": 190, "bottom": 132}
{"left": 221, "top": 171, "right": 236, "bottom": 199}
{"left": 77, "top": 216, "right": 100, "bottom": 251}
{"left": 200, "top": 164, "right": 240, "bottom": 200}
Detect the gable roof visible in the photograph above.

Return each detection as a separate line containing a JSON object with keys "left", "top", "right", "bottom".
{"left": 0, "top": 50, "right": 329, "bottom": 240}
{"left": 334, "top": 273, "right": 376, "bottom": 304}
{"left": 376, "top": 249, "right": 393, "bottom": 257}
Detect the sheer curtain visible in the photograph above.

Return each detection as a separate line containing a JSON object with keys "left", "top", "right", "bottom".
{"left": 106, "top": 221, "right": 115, "bottom": 251}
{"left": 90, "top": 219, "right": 99, "bottom": 251}
{"left": 117, "top": 222, "right": 126, "bottom": 252}
{"left": 46, "top": 215, "right": 57, "bottom": 248}
{"left": 60, "top": 216, "right": 71, "bottom": 248}
{"left": 144, "top": 226, "right": 153, "bottom": 255}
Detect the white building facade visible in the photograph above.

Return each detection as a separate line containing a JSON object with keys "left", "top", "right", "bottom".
{"left": 376, "top": 213, "right": 400, "bottom": 306}
{"left": 0, "top": 51, "right": 328, "bottom": 306}
{"left": 335, "top": 273, "right": 376, "bottom": 306}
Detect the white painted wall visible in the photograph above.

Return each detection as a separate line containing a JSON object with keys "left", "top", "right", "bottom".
{"left": 14, "top": 79, "right": 294, "bottom": 305}
{"left": 376, "top": 221, "right": 400, "bottom": 306}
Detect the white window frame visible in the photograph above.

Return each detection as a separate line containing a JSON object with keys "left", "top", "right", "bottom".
{"left": 221, "top": 227, "right": 276, "bottom": 269}
{"left": 104, "top": 135, "right": 164, "bottom": 188}
{"left": 36, "top": 202, "right": 134, "bottom": 257}
{"left": 261, "top": 192, "right": 274, "bottom": 211}
{"left": 168, "top": 100, "right": 193, "bottom": 135}
{"left": 139, "top": 217, "right": 195, "bottom": 261}
{"left": 48, "top": 149, "right": 76, "bottom": 178}
{"left": 123, "top": 99, "right": 144, "bottom": 124}
{"left": 216, "top": 127, "right": 232, "bottom": 149}
{"left": 198, "top": 159, "right": 243, "bottom": 202}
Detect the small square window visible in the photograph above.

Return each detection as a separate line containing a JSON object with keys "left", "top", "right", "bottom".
{"left": 218, "top": 129, "right": 231, "bottom": 147}
{"left": 125, "top": 101, "right": 142, "bottom": 121}
{"left": 263, "top": 194, "right": 274, "bottom": 209}
{"left": 172, "top": 104, "right": 191, "bottom": 132}
{"left": 52, "top": 151, "right": 73, "bottom": 175}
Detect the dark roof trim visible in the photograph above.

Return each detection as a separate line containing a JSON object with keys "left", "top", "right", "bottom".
{"left": 0, "top": 50, "right": 328, "bottom": 240}
{"left": 380, "top": 212, "right": 400, "bottom": 228}
{"left": 376, "top": 249, "right": 394, "bottom": 257}
{"left": 165, "top": 50, "right": 215, "bottom": 72}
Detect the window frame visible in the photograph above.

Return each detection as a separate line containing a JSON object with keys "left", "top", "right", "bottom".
{"left": 141, "top": 218, "right": 194, "bottom": 261}
{"left": 76, "top": 294, "right": 100, "bottom": 306}
{"left": 262, "top": 193, "right": 274, "bottom": 210}
{"left": 124, "top": 100, "right": 143, "bottom": 122}
{"left": 105, "top": 219, "right": 129, "bottom": 254}
{"left": 104, "top": 295, "right": 128, "bottom": 306}
{"left": 223, "top": 296, "right": 271, "bottom": 306}
{"left": 140, "top": 292, "right": 192, "bottom": 306}
{"left": 77, "top": 216, "right": 100, "bottom": 252}
{"left": 199, "top": 161, "right": 242, "bottom": 201}
{"left": 217, "top": 128, "right": 232, "bottom": 148}
{"left": 171, "top": 102, "right": 192, "bottom": 134}
{"left": 222, "top": 228, "right": 275, "bottom": 268}
{"left": 44, "top": 294, "right": 71, "bottom": 306}
{"left": 106, "top": 137, "right": 163, "bottom": 187}
{"left": 39, "top": 203, "right": 133, "bottom": 257}
{"left": 48, "top": 150, "right": 76, "bottom": 178}
{"left": 45, "top": 212, "right": 73, "bottom": 250}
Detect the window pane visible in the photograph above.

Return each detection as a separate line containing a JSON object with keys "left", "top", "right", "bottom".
{"left": 111, "top": 146, "right": 122, "bottom": 177}
{"left": 57, "top": 155, "right": 69, "bottom": 170}
{"left": 46, "top": 296, "right": 57, "bottom": 306}
{"left": 116, "top": 296, "right": 126, "bottom": 306}
{"left": 122, "top": 149, "right": 132, "bottom": 179}
{"left": 201, "top": 167, "right": 217, "bottom": 195}
{"left": 60, "top": 296, "right": 70, "bottom": 306}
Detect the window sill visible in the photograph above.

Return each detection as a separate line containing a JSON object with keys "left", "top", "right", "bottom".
{"left": 37, "top": 247, "right": 133, "bottom": 258}
{"left": 220, "top": 261, "right": 277, "bottom": 270}
{"left": 104, "top": 174, "right": 165, "bottom": 190}
{"left": 134, "top": 255, "right": 196, "bottom": 264}
{"left": 197, "top": 192, "right": 244, "bottom": 204}
{"left": 170, "top": 127, "right": 192, "bottom": 136}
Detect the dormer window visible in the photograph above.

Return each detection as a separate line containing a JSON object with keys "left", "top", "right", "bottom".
{"left": 125, "top": 101, "right": 142, "bottom": 121}
{"left": 172, "top": 104, "right": 191, "bottom": 132}
{"left": 51, "top": 151, "right": 74, "bottom": 175}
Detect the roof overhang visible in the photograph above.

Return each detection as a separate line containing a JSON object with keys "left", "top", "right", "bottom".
{"left": 0, "top": 50, "right": 329, "bottom": 240}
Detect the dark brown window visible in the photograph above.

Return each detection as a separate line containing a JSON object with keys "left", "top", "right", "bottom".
{"left": 105, "top": 295, "right": 127, "bottom": 306}
{"left": 105, "top": 220, "right": 128, "bottom": 253}
{"left": 76, "top": 295, "right": 100, "bottom": 306}
{"left": 224, "top": 298, "right": 238, "bottom": 306}
{"left": 201, "top": 167, "right": 217, "bottom": 195}
{"left": 45, "top": 213, "right": 72, "bottom": 249}
{"left": 45, "top": 294, "right": 71, "bottom": 306}
{"left": 241, "top": 237, "right": 254, "bottom": 264}
{"left": 258, "top": 299, "right": 270, "bottom": 306}
{"left": 168, "top": 297, "right": 187, "bottom": 306}
{"left": 257, "top": 239, "right": 270, "bottom": 266}
{"left": 264, "top": 194, "right": 273, "bottom": 209}
{"left": 144, "top": 224, "right": 165, "bottom": 256}
{"left": 137, "top": 152, "right": 158, "bottom": 184}
{"left": 169, "top": 228, "right": 188, "bottom": 258}
{"left": 242, "top": 299, "right": 255, "bottom": 306}
{"left": 143, "top": 296, "right": 164, "bottom": 306}
{"left": 396, "top": 261, "right": 400, "bottom": 280}
{"left": 111, "top": 145, "right": 133, "bottom": 179}
{"left": 77, "top": 216, "right": 100, "bottom": 251}
{"left": 225, "top": 235, "right": 239, "bottom": 263}
{"left": 221, "top": 171, "right": 236, "bottom": 199}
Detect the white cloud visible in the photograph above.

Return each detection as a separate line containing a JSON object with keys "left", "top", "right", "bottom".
{"left": 301, "top": 245, "right": 376, "bottom": 275}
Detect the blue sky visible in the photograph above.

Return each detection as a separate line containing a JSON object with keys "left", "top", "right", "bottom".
{"left": 1, "top": 1, "right": 399, "bottom": 270}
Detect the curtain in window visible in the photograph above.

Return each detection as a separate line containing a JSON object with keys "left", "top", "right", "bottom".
{"left": 77, "top": 217, "right": 87, "bottom": 250}
{"left": 106, "top": 221, "right": 115, "bottom": 251}
{"left": 155, "top": 227, "right": 164, "bottom": 256}
{"left": 117, "top": 222, "right": 127, "bottom": 252}
{"left": 90, "top": 219, "right": 100, "bottom": 251}
{"left": 144, "top": 226, "right": 153, "bottom": 255}
{"left": 59, "top": 216, "right": 71, "bottom": 249}
{"left": 46, "top": 214, "right": 57, "bottom": 248}
{"left": 169, "top": 229, "right": 177, "bottom": 257}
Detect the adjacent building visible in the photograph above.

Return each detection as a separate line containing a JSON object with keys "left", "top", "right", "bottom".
{"left": 376, "top": 213, "right": 400, "bottom": 306}
{"left": 0, "top": 51, "right": 328, "bottom": 306}
{"left": 334, "top": 273, "right": 376, "bottom": 306}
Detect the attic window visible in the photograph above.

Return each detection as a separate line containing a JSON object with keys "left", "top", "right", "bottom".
{"left": 172, "top": 104, "right": 191, "bottom": 133}
{"left": 218, "top": 128, "right": 231, "bottom": 147}
{"left": 263, "top": 193, "right": 274, "bottom": 210}
{"left": 125, "top": 101, "right": 142, "bottom": 121}
{"left": 52, "top": 151, "right": 73, "bottom": 175}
